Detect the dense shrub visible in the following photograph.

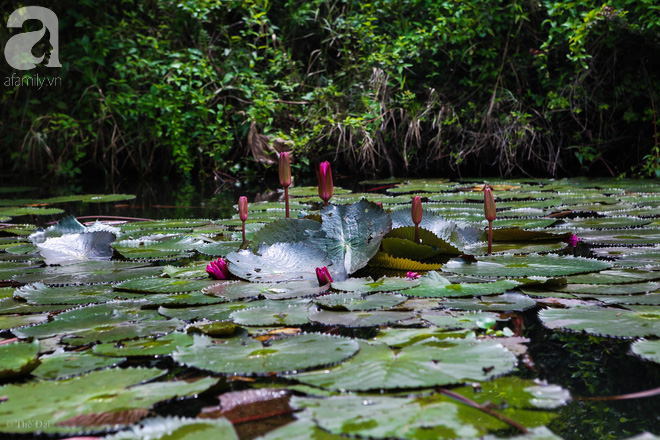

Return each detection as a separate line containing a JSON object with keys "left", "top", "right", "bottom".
{"left": 1, "top": 0, "right": 658, "bottom": 181}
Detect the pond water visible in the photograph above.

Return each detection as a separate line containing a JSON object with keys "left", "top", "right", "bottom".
{"left": 0, "top": 177, "right": 659, "bottom": 440}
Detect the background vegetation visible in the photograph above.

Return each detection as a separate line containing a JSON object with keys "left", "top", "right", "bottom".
{"left": 1, "top": 0, "right": 659, "bottom": 182}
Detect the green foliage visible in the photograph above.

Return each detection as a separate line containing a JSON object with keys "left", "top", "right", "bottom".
{"left": 0, "top": 0, "right": 659, "bottom": 179}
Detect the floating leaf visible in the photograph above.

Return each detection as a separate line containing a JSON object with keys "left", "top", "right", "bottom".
{"left": 173, "top": 333, "right": 359, "bottom": 375}
{"left": 367, "top": 252, "right": 445, "bottom": 271}
{"left": 288, "top": 339, "right": 516, "bottom": 391}
{"left": 104, "top": 416, "right": 238, "bottom": 440}
{"left": 331, "top": 276, "right": 420, "bottom": 292}
{"left": 563, "top": 269, "right": 660, "bottom": 284}
{"left": 93, "top": 331, "right": 194, "bottom": 357}
{"left": 308, "top": 310, "right": 416, "bottom": 327}
{"left": 315, "top": 292, "right": 408, "bottom": 311}
{"left": 630, "top": 339, "right": 660, "bottom": 364}
{"left": 441, "top": 293, "right": 537, "bottom": 312}
{"left": 539, "top": 304, "right": 660, "bottom": 338}
{"left": 32, "top": 348, "right": 125, "bottom": 380}
{"left": 115, "top": 277, "right": 221, "bottom": 294}
{"left": 442, "top": 254, "right": 611, "bottom": 278}
{"left": 0, "top": 367, "right": 217, "bottom": 434}
{"left": 0, "top": 340, "right": 39, "bottom": 379}
{"left": 229, "top": 299, "right": 314, "bottom": 326}
{"left": 226, "top": 243, "right": 330, "bottom": 282}
{"left": 420, "top": 310, "right": 504, "bottom": 330}
{"left": 402, "top": 271, "right": 520, "bottom": 298}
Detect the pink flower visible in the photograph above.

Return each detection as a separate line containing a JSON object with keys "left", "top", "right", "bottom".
{"left": 206, "top": 258, "right": 230, "bottom": 280}
{"left": 406, "top": 271, "right": 421, "bottom": 280}
{"left": 318, "top": 161, "right": 333, "bottom": 206}
{"left": 238, "top": 196, "right": 248, "bottom": 222}
{"left": 279, "top": 152, "right": 291, "bottom": 188}
{"left": 315, "top": 266, "right": 333, "bottom": 286}
{"left": 411, "top": 196, "right": 422, "bottom": 226}
{"left": 484, "top": 185, "right": 496, "bottom": 222}
{"left": 567, "top": 234, "right": 582, "bottom": 247}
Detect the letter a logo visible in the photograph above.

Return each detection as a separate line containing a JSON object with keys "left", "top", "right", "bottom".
{"left": 5, "top": 6, "right": 61, "bottom": 70}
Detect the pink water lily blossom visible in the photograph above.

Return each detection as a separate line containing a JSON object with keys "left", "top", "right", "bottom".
{"left": 567, "top": 234, "right": 582, "bottom": 247}
{"left": 238, "top": 196, "right": 248, "bottom": 243}
{"left": 318, "top": 161, "right": 333, "bottom": 206}
{"left": 484, "top": 185, "right": 496, "bottom": 255}
{"left": 412, "top": 196, "right": 422, "bottom": 244}
{"left": 406, "top": 271, "right": 421, "bottom": 280}
{"left": 206, "top": 258, "right": 230, "bottom": 280}
{"left": 315, "top": 266, "right": 333, "bottom": 286}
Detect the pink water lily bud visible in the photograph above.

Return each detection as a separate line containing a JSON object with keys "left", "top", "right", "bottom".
{"left": 484, "top": 185, "right": 496, "bottom": 222}
{"left": 412, "top": 196, "right": 422, "bottom": 225}
{"left": 568, "top": 234, "right": 582, "bottom": 247}
{"left": 238, "top": 196, "right": 248, "bottom": 222}
{"left": 279, "top": 152, "right": 291, "bottom": 188}
{"left": 318, "top": 161, "right": 333, "bottom": 206}
{"left": 206, "top": 258, "right": 230, "bottom": 280}
{"left": 315, "top": 266, "right": 333, "bottom": 286}
{"left": 406, "top": 271, "right": 420, "bottom": 280}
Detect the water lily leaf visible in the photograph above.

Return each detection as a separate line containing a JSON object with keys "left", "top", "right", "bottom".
{"left": 390, "top": 209, "right": 484, "bottom": 250}
{"left": 420, "top": 310, "right": 504, "bottom": 330}
{"left": 367, "top": 252, "right": 445, "bottom": 271}
{"left": 173, "top": 333, "right": 359, "bottom": 375}
{"left": 115, "top": 277, "right": 221, "bottom": 293}
{"left": 103, "top": 416, "right": 238, "bottom": 440}
{"left": 291, "top": 393, "right": 509, "bottom": 439}
{"left": 578, "top": 228, "right": 660, "bottom": 245}
{"left": 254, "top": 419, "right": 346, "bottom": 440}
{"left": 15, "top": 282, "right": 127, "bottom": 305}
{"left": 548, "top": 282, "right": 660, "bottom": 295}
{"left": 12, "top": 261, "right": 163, "bottom": 285}
{"left": 0, "top": 206, "right": 65, "bottom": 217}
{"left": 465, "top": 241, "right": 567, "bottom": 255}
{"left": 441, "top": 293, "right": 537, "bottom": 312}
{"left": 331, "top": 276, "right": 420, "bottom": 292}
{"left": 198, "top": 240, "right": 242, "bottom": 257}
{"left": 186, "top": 319, "right": 236, "bottom": 336}
{"left": 93, "top": 331, "right": 194, "bottom": 357}
{"left": 205, "top": 280, "right": 326, "bottom": 301}
{"left": 226, "top": 243, "right": 330, "bottom": 282}
{"left": 385, "top": 227, "right": 462, "bottom": 255}
{"left": 159, "top": 301, "right": 266, "bottom": 321}
{"left": 0, "top": 312, "right": 49, "bottom": 330}
{"left": 313, "top": 200, "right": 391, "bottom": 279}
{"left": 315, "top": 292, "right": 408, "bottom": 311}
{"left": 113, "top": 236, "right": 204, "bottom": 259}
{"left": 563, "top": 269, "right": 660, "bottom": 284}
{"left": 0, "top": 340, "right": 39, "bottom": 379}
{"left": 249, "top": 218, "right": 322, "bottom": 247}
{"left": 32, "top": 348, "right": 125, "bottom": 380}
{"left": 562, "top": 216, "right": 652, "bottom": 229}
{"left": 308, "top": 309, "right": 415, "bottom": 327}
{"left": 630, "top": 339, "right": 660, "bottom": 364}
{"left": 539, "top": 304, "right": 660, "bottom": 338}
{"left": 13, "top": 301, "right": 184, "bottom": 345}
{"left": 491, "top": 227, "right": 570, "bottom": 242}
{"left": 230, "top": 299, "right": 314, "bottom": 326}
{"left": 402, "top": 271, "right": 520, "bottom": 298}
{"left": 589, "top": 293, "right": 660, "bottom": 306}
{"left": 42, "top": 194, "right": 136, "bottom": 204}
{"left": 288, "top": 338, "right": 516, "bottom": 391}
{"left": 442, "top": 254, "right": 611, "bottom": 278}
{"left": 490, "top": 218, "right": 559, "bottom": 229}
{"left": 0, "top": 367, "right": 217, "bottom": 434}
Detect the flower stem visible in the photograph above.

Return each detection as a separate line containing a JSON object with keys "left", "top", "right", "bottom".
{"left": 487, "top": 220, "right": 493, "bottom": 255}
{"left": 414, "top": 224, "right": 419, "bottom": 244}
{"left": 284, "top": 187, "right": 289, "bottom": 218}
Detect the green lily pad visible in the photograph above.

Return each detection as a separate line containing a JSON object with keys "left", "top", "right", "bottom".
{"left": 578, "top": 228, "right": 660, "bottom": 245}
{"left": 442, "top": 254, "right": 611, "bottom": 278}
{"left": 173, "top": 333, "right": 359, "bottom": 375}
{"left": 288, "top": 338, "right": 516, "bottom": 391}
{"left": 15, "top": 282, "right": 124, "bottom": 305}
{"left": 93, "top": 331, "right": 194, "bottom": 357}
{"left": 0, "top": 367, "right": 217, "bottom": 434}
{"left": 158, "top": 301, "right": 267, "bottom": 322}
{"left": 226, "top": 243, "right": 330, "bottom": 282}
{"left": 308, "top": 310, "right": 416, "bottom": 327}
{"left": 113, "top": 236, "right": 204, "bottom": 259}
{"left": 630, "top": 339, "right": 660, "bottom": 364}
{"left": 229, "top": 299, "right": 314, "bottom": 326}
{"left": 331, "top": 276, "right": 420, "bottom": 292}
{"left": 291, "top": 393, "right": 511, "bottom": 439}
{"left": 0, "top": 312, "right": 49, "bottom": 330}
{"left": 441, "top": 293, "right": 537, "bottom": 312}
{"left": 198, "top": 240, "right": 242, "bottom": 257}
{"left": 561, "top": 216, "right": 652, "bottom": 229}
{"left": 0, "top": 340, "right": 39, "bottom": 379}
{"left": 12, "top": 261, "right": 163, "bottom": 285}
{"left": 253, "top": 419, "right": 346, "bottom": 440}
{"left": 115, "top": 277, "right": 221, "bottom": 293}
{"left": 548, "top": 282, "right": 660, "bottom": 295}
{"left": 420, "top": 310, "right": 504, "bottom": 330}
{"left": 32, "top": 348, "right": 126, "bottom": 380}
{"left": 563, "top": 269, "right": 660, "bottom": 284}
{"left": 103, "top": 416, "right": 238, "bottom": 440}
{"left": 315, "top": 292, "right": 408, "bottom": 311}
{"left": 402, "top": 271, "right": 519, "bottom": 297}
{"left": 539, "top": 304, "right": 660, "bottom": 338}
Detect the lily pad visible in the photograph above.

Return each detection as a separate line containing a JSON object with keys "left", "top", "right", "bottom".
{"left": 229, "top": 299, "right": 314, "bottom": 326}
{"left": 103, "top": 416, "right": 238, "bottom": 440}
{"left": 0, "top": 367, "right": 217, "bottom": 434}
{"left": 538, "top": 304, "right": 660, "bottom": 338}
{"left": 442, "top": 254, "right": 611, "bottom": 278}
{"left": 440, "top": 293, "right": 537, "bottom": 312}
{"left": 93, "top": 331, "right": 194, "bottom": 357}
{"left": 288, "top": 338, "right": 516, "bottom": 391}
{"left": 402, "top": 271, "right": 520, "bottom": 298}
{"left": 331, "top": 276, "right": 420, "bottom": 293}
{"left": 315, "top": 292, "right": 408, "bottom": 311}
{"left": 0, "top": 340, "right": 40, "bottom": 379}
{"left": 32, "top": 348, "right": 126, "bottom": 380}
{"left": 173, "top": 333, "right": 359, "bottom": 375}
{"left": 115, "top": 277, "right": 221, "bottom": 293}
{"left": 630, "top": 339, "right": 660, "bottom": 364}
{"left": 420, "top": 310, "right": 504, "bottom": 330}
{"left": 308, "top": 310, "right": 416, "bottom": 327}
